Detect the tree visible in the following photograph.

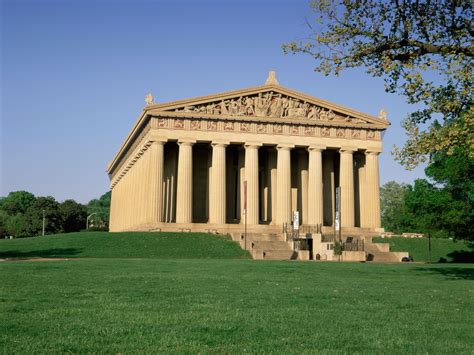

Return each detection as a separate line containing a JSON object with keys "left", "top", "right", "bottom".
{"left": 423, "top": 145, "right": 473, "bottom": 239}
{"left": 0, "top": 209, "right": 29, "bottom": 238}
{"left": 87, "top": 191, "right": 111, "bottom": 229}
{"left": 59, "top": 200, "right": 87, "bottom": 233}
{"left": 380, "top": 181, "right": 409, "bottom": 233}
{"left": 0, "top": 191, "right": 36, "bottom": 215}
{"left": 403, "top": 179, "right": 455, "bottom": 238}
{"left": 24, "top": 196, "right": 63, "bottom": 236}
{"left": 4, "top": 213, "right": 28, "bottom": 238}
{"left": 283, "top": 1, "right": 473, "bottom": 168}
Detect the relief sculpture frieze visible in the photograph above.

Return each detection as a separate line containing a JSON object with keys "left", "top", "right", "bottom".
{"left": 163, "top": 117, "right": 381, "bottom": 141}
{"left": 172, "top": 91, "right": 363, "bottom": 123}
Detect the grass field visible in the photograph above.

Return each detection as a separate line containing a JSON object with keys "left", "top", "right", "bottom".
{"left": 374, "top": 236, "right": 473, "bottom": 263}
{"left": 0, "top": 232, "right": 250, "bottom": 259}
{"left": 1, "top": 233, "right": 473, "bottom": 353}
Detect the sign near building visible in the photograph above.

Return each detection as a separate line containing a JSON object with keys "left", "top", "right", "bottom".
{"left": 293, "top": 211, "right": 299, "bottom": 231}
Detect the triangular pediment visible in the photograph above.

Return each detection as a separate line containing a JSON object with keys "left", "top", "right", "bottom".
{"left": 146, "top": 84, "right": 389, "bottom": 128}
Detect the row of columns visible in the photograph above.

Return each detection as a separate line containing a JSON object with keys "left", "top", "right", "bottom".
{"left": 111, "top": 139, "right": 381, "bottom": 230}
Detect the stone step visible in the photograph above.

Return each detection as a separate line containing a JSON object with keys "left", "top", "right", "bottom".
{"left": 262, "top": 250, "right": 297, "bottom": 260}
{"left": 245, "top": 233, "right": 283, "bottom": 241}
{"left": 365, "top": 242, "right": 390, "bottom": 253}
{"left": 367, "top": 251, "right": 409, "bottom": 262}
{"left": 251, "top": 241, "right": 290, "bottom": 250}
{"left": 238, "top": 235, "right": 284, "bottom": 246}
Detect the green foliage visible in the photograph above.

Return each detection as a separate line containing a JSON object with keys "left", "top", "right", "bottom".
{"left": 3, "top": 213, "right": 28, "bottom": 237}
{"left": 22, "top": 196, "right": 63, "bottom": 237}
{"left": 59, "top": 200, "right": 87, "bottom": 233}
{"left": 404, "top": 179, "right": 453, "bottom": 237}
{"left": 425, "top": 147, "right": 473, "bottom": 240}
{"left": 380, "top": 144, "right": 473, "bottom": 240}
{"left": 380, "top": 181, "right": 409, "bottom": 233}
{"left": 283, "top": 1, "right": 473, "bottom": 168}
{"left": 87, "top": 191, "right": 111, "bottom": 229}
{"left": 0, "top": 191, "right": 36, "bottom": 215}
{"left": 0, "top": 191, "right": 109, "bottom": 238}
{"left": 333, "top": 241, "right": 343, "bottom": 256}
{"left": 1, "top": 260, "right": 472, "bottom": 352}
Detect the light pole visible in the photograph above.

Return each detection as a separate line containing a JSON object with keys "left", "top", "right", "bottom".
{"left": 42, "top": 210, "right": 45, "bottom": 236}
{"left": 86, "top": 213, "right": 97, "bottom": 230}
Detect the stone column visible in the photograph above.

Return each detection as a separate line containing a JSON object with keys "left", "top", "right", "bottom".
{"left": 176, "top": 139, "right": 195, "bottom": 224}
{"left": 276, "top": 144, "right": 293, "bottom": 225}
{"left": 138, "top": 152, "right": 146, "bottom": 225}
{"left": 355, "top": 154, "right": 366, "bottom": 228}
{"left": 130, "top": 162, "right": 137, "bottom": 228}
{"left": 238, "top": 147, "right": 245, "bottom": 223}
{"left": 307, "top": 146, "right": 324, "bottom": 226}
{"left": 244, "top": 143, "right": 261, "bottom": 225}
{"left": 148, "top": 140, "right": 165, "bottom": 223}
{"left": 323, "top": 152, "right": 335, "bottom": 226}
{"left": 269, "top": 149, "right": 277, "bottom": 225}
{"left": 339, "top": 148, "right": 356, "bottom": 228}
{"left": 365, "top": 150, "right": 381, "bottom": 229}
{"left": 109, "top": 187, "right": 117, "bottom": 231}
{"left": 209, "top": 142, "right": 227, "bottom": 225}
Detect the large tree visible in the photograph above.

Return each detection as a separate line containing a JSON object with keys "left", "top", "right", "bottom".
{"left": 0, "top": 191, "right": 36, "bottom": 215}
{"left": 24, "top": 196, "right": 63, "bottom": 236}
{"left": 59, "top": 200, "right": 87, "bottom": 233}
{"left": 423, "top": 145, "right": 473, "bottom": 239}
{"left": 283, "top": 0, "right": 473, "bottom": 168}
{"left": 380, "top": 181, "right": 410, "bottom": 233}
{"left": 380, "top": 145, "right": 473, "bottom": 239}
{"left": 87, "top": 191, "right": 111, "bottom": 229}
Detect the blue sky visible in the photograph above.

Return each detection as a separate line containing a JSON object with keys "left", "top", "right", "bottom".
{"left": 1, "top": 0, "right": 426, "bottom": 203}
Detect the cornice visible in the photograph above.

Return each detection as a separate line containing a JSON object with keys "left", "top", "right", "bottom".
{"left": 145, "top": 84, "right": 390, "bottom": 127}
{"left": 148, "top": 111, "right": 387, "bottom": 130}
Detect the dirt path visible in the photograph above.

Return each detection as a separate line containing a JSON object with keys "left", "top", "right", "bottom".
{"left": 0, "top": 258, "right": 78, "bottom": 262}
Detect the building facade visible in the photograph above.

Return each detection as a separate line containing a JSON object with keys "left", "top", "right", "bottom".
{"left": 107, "top": 72, "right": 389, "bottom": 235}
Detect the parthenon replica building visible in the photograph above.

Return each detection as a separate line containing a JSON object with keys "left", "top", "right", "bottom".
{"left": 108, "top": 72, "right": 389, "bottom": 238}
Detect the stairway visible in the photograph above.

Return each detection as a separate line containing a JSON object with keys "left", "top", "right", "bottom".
{"left": 231, "top": 232, "right": 409, "bottom": 262}
{"left": 365, "top": 242, "right": 409, "bottom": 262}
{"left": 232, "top": 232, "right": 297, "bottom": 260}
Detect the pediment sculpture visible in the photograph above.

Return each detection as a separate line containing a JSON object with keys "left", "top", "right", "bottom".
{"left": 170, "top": 91, "right": 368, "bottom": 124}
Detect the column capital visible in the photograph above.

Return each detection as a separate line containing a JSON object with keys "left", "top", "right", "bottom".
{"left": 149, "top": 130, "right": 168, "bottom": 142}
{"left": 365, "top": 149, "right": 381, "bottom": 155}
{"left": 178, "top": 138, "right": 196, "bottom": 146}
{"left": 276, "top": 143, "right": 295, "bottom": 151}
{"left": 211, "top": 140, "right": 229, "bottom": 148}
{"left": 151, "top": 137, "right": 167, "bottom": 144}
{"left": 339, "top": 147, "right": 357, "bottom": 153}
{"left": 308, "top": 145, "right": 326, "bottom": 152}
{"left": 244, "top": 142, "right": 262, "bottom": 149}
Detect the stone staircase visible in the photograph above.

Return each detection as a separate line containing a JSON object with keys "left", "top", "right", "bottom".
{"left": 230, "top": 232, "right": 409, "bottom": 262}
{"left": 251, "top": 241, "right": 296, "bottom": 260}
{"left": 364, "top": 240, "right": 409, "bottom": 262}
{"left": 232, "top": 232, "right": 297, "bottom": 260}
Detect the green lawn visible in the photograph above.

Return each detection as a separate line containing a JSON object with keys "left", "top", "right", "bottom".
{"left": 0, "top": 233, "right": 472, "bottom": 353}
{"left": 0, "top": 232, "right": 250, "bottom": 259}
{"left": 374, "top": 236, "right": 473, "bottom": 263}
{"left": 1, "top": 259, "right": 472, "bottom": 353}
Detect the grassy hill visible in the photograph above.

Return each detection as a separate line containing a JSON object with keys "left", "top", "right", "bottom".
{"left": 1, "top": 232, "right": 473, "bottom": 352}
{"left": 1, "top": 259, "right": 472, "bottom": 353}
{"left": 373, "top": 236, "right": 473, "bottom": 263}
{"left": 0, "top": 232, "right": 250, "bottom": 259}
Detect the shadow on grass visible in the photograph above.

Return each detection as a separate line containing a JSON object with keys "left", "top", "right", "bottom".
{"left": 439, "top": 242, "right": 474, "bottom": 263}
{"left": 0, "top": 248, "right": 83, "bottom": 259}
{"left": 415, "top": 267, "right": 474, "bottom": 280}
